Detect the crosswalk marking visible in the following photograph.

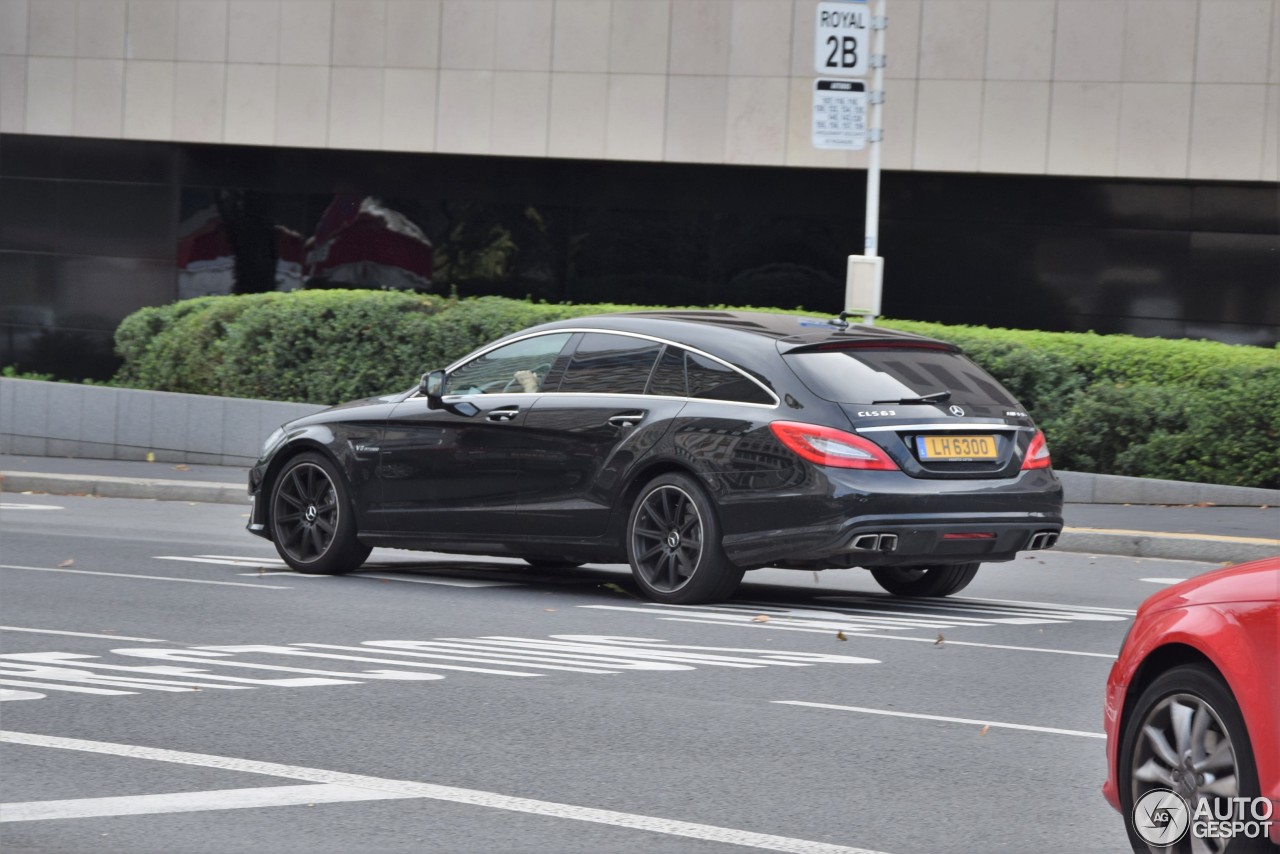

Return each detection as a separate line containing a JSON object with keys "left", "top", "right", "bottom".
{"left": 581, "top": 595, "right": 1130, "bottom": 635}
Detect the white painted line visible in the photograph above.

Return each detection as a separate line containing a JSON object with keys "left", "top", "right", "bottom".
{"left": 0, "top": 627, "right": 167, "bottom": 643}
{"left": 162, "top": 556, "right": 521, "bottom": 587}
{"left": 1140, "top": 578, "right": 1187, "bottom": 585}
{"left": 1, "top": 783, "right": 418, "bottom": 822}
{"left": 882, "top": 594, "right": 1138, "bottom": 616}
{"left": 656, "top": 618, "right": 1118, "bottom": 658}
{"left": 0, "top": 689, "right": 44, "bottom": 701}
{"left": 774, "top": 701, "right": 1106, "bottom": 739}
{"left": 0, "top": 565, "right": 291, "bottom": 589}
{"left": 0, "top": 679, "right": 134, "bottom": 696}
{"left": 0, "top": 503, "right": 63, "bottom": 511}
{"left": 359, "top": 573, "right": 522, "bottom": 589}
{"left": 812, "top": 596, "right": 1132, "bottom": 621}
{"left": 157, "top": 557, "right": 296, "bottom": 570}
{"left": 0, "top": 731, "right": 893, "bottom": 854}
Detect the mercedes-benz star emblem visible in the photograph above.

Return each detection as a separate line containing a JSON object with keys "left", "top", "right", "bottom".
{"left": 949, "top": 405, "right": 965, "bottom": 417}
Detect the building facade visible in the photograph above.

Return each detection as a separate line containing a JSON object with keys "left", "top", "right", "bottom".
{"left": 1, "top": 0, "right": 1278, "bottom": 377}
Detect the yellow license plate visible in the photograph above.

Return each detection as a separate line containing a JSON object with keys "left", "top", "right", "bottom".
{"left": 917, "top": 435, "right": 998, "bottom": 461}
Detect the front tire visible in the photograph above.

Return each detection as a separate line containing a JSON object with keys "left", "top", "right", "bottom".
{"left": 627, "top": 473, "right": 744, "bottom": 604}
{"left": 269, "top": 452, "right": 371, "bottom": 575}
{"left": 1118, "top": 664, "right": 1267, "bottom": 854}
{"left": 870, "top": 563, "right": 979, "bottom": 597}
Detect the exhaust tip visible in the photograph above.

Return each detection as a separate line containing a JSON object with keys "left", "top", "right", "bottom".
{"left": 1028, "top": 531, "right": 1059, "bottom": 550}
{"left": 850, "top": 533, "right": 898, "bottom": 552}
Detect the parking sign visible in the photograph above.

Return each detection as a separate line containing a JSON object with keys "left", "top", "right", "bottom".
{"left": 814, "top": 0, "right": 870, "bottom": 77}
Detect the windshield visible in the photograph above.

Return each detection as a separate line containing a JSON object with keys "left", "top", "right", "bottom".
{"left": 784, "top": 348, "right": 1019, "bottom": 407}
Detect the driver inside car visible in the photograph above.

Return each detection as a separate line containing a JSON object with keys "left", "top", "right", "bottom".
{"left": 512, "top": 369, "right": 539, "bottom": 393}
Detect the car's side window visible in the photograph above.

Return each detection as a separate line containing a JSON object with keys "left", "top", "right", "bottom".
{"left": 557, "top": 333, "right": 663, "bottom": 394}
{"left": 446, "top": 333, "right": 573, "bottom": 395}
{"left": 685, "top": 352, "right": 774, "bottom": 405}
{"left": 647, "top": 346, "right": 686, "bottom": 397}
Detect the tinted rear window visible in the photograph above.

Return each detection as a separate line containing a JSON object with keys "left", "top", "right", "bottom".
{"left": 784, "top": 348, "right": 1019, "bottom": 407}
{"left": 557, "top": 333, "right": 663, "bottom": 394}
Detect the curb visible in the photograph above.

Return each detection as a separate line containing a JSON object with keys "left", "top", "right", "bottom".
{"left": 1058, "top": 528, "right": 1280, "bottom": 565}
{"left": 1, "top": 471, "right": 246, "bottom": 506}
{"left": 6, "top": 471, "right": 1277, "bottom": 566}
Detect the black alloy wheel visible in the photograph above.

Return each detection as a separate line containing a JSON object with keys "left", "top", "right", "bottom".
{"left": 626, "top": 473, "right": 744, "bottom": 604}
{"left": 1118, "top": 664, "right": 1267, "bottom": 854}
{"left": 269, "top": 452, "right": 371, "bottom": 575}
{"left": 870, "top": 563, "right": 980, "bottom": 597}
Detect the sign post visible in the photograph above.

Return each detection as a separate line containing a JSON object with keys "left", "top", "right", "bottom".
{"left": 812, "top": 0, "right": 886, "bottom": 325}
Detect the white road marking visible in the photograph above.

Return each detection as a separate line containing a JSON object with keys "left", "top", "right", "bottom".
{"left": 1140, "top": 578, "right": 1187, "bottom": 585}
{"left": 0, "top": 731, "right": 894, "bottom": 854}
{"left": 155, "top": 556, "right": 288, "bottom": 569}
{"left": 656, "top": 617, "right": 1118, "bottom": 658}
{"left": 195, "top": 645, "right": 542, "bottom": 678}
{"left": 1, "top": 783, "right": 417, "bottom": 822}
{"left": 2, "top": 637, "right": 878, "bottom": 703}
{"left": 358, "top": 573, "right": 521, "bottom": 588}
{"left": 0, "top": 679, "right": 134, "bottom": 695}
{"left": 0, "top": 564, "right": 291, "bottom": 589}
{"left": 810, "top": 595, "right": 1134, "bottom": 621}
{"left": 774, "top": 701, "right": 1106, "bottom": 739}
{"left": 156, "top": 556, "right": 522, "bottom": 587}
{"left": 0, "top": 626, "right": 166, "bottom": 642}
{"left": 0, "top": 503, "right": 63, "bottom": 511}
{"left": 0, "top": 689, "right": 44, "bottom": 701}
{"left": 582, "top": 597, "right": 1130, "bottom": 637}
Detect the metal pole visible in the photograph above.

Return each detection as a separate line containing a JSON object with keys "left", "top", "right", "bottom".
{"left": 862, "top": 0, "right": 887, "bottom": 324}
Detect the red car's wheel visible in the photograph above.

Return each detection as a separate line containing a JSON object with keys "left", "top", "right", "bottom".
{"left": 1118, "top": 663, "right": 1267, "bottom": 854}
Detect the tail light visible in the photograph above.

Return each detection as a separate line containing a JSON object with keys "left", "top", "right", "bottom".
{"left": 1021, "top": 429, "right": 1052, "bottom": 470}
{"left": 769, "top": 421, "right": 900, "bottom": 470}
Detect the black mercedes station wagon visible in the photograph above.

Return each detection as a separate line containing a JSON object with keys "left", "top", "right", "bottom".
{"left": 248, "top": 311, "right": 1063, "bottom": 604}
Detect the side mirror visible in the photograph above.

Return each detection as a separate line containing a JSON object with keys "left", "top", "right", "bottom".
{"left": 420, "top": 370, "right": 446, "bottom": 410}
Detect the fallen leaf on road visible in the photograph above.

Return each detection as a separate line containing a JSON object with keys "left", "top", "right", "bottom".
{"left": 752, "top": 615, "right": 770, "bottom": 623}
{"left": 934, "top": 633, "right": 945, "bottom": 646}
{"left": 58, "top": 559, "right": 75, "bottom": 567}
{"left": 146, "top": 452, "right": 155, "bottom": 462}
{"left": 836, "top": 631, "right": 847, "bottom": 641}
{"left": 545, "top": 608, "right": 557, "bottom": 613}
{"left": 173, "top": 464, "right": 191, "bottom": 472}
{"left": 980, "top": 725, "right": 990, "bottom": 736}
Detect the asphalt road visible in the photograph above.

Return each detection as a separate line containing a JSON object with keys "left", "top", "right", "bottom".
{"left": 0, "top": 494, "right": 1250, "bottom": 853}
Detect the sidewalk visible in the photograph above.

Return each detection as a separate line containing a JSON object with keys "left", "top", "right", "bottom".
{"left": 2, "top": 454, "right": 1277, "bottom": 565}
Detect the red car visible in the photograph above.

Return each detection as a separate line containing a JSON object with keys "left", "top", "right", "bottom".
{"left": 1104, "top": 556, "right": 1280, "bottom": 853}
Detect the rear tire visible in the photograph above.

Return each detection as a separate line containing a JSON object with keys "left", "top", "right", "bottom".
{"left": 269, "top": 452, "right": 371, "bottom": 575}
{"left": 627, "top": 473, "right": 744, "bottom": 604}
{"left": 870, "top": 563, "right": 979, "bottom": 597}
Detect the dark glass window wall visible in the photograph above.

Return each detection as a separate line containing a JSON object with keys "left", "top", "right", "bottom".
{"left": 1, "top": 133, "right": 1276, "bottom": 380}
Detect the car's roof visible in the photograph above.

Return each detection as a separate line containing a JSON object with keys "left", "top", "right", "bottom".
{"left": 531, "top": 310, "right": 952, "bottom": 351}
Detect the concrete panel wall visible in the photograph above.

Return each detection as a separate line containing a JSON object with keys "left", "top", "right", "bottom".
{"left": 2, "top": 0, "right": 1276, "bottom": 180}
{"left": 0, "top": 377, "right": 324, "bottom": 466}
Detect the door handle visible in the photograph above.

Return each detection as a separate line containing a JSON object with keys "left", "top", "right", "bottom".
{"left": 608, "top": 412, "right": 646, "bottom": 428}
{"left": 487, "top": 406, "right": 520, "bottom": 422}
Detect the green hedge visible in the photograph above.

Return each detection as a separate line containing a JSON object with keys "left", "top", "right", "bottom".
{"left": 113, "top": 292, "right": 1280, "bottom": 488}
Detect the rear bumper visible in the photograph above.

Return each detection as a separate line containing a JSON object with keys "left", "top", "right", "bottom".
{"left": 715, "top": 467, "right": 1064, "bottom": 569}
{"left": 723, "top": 511, "right": 1063, "bottom": 568}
